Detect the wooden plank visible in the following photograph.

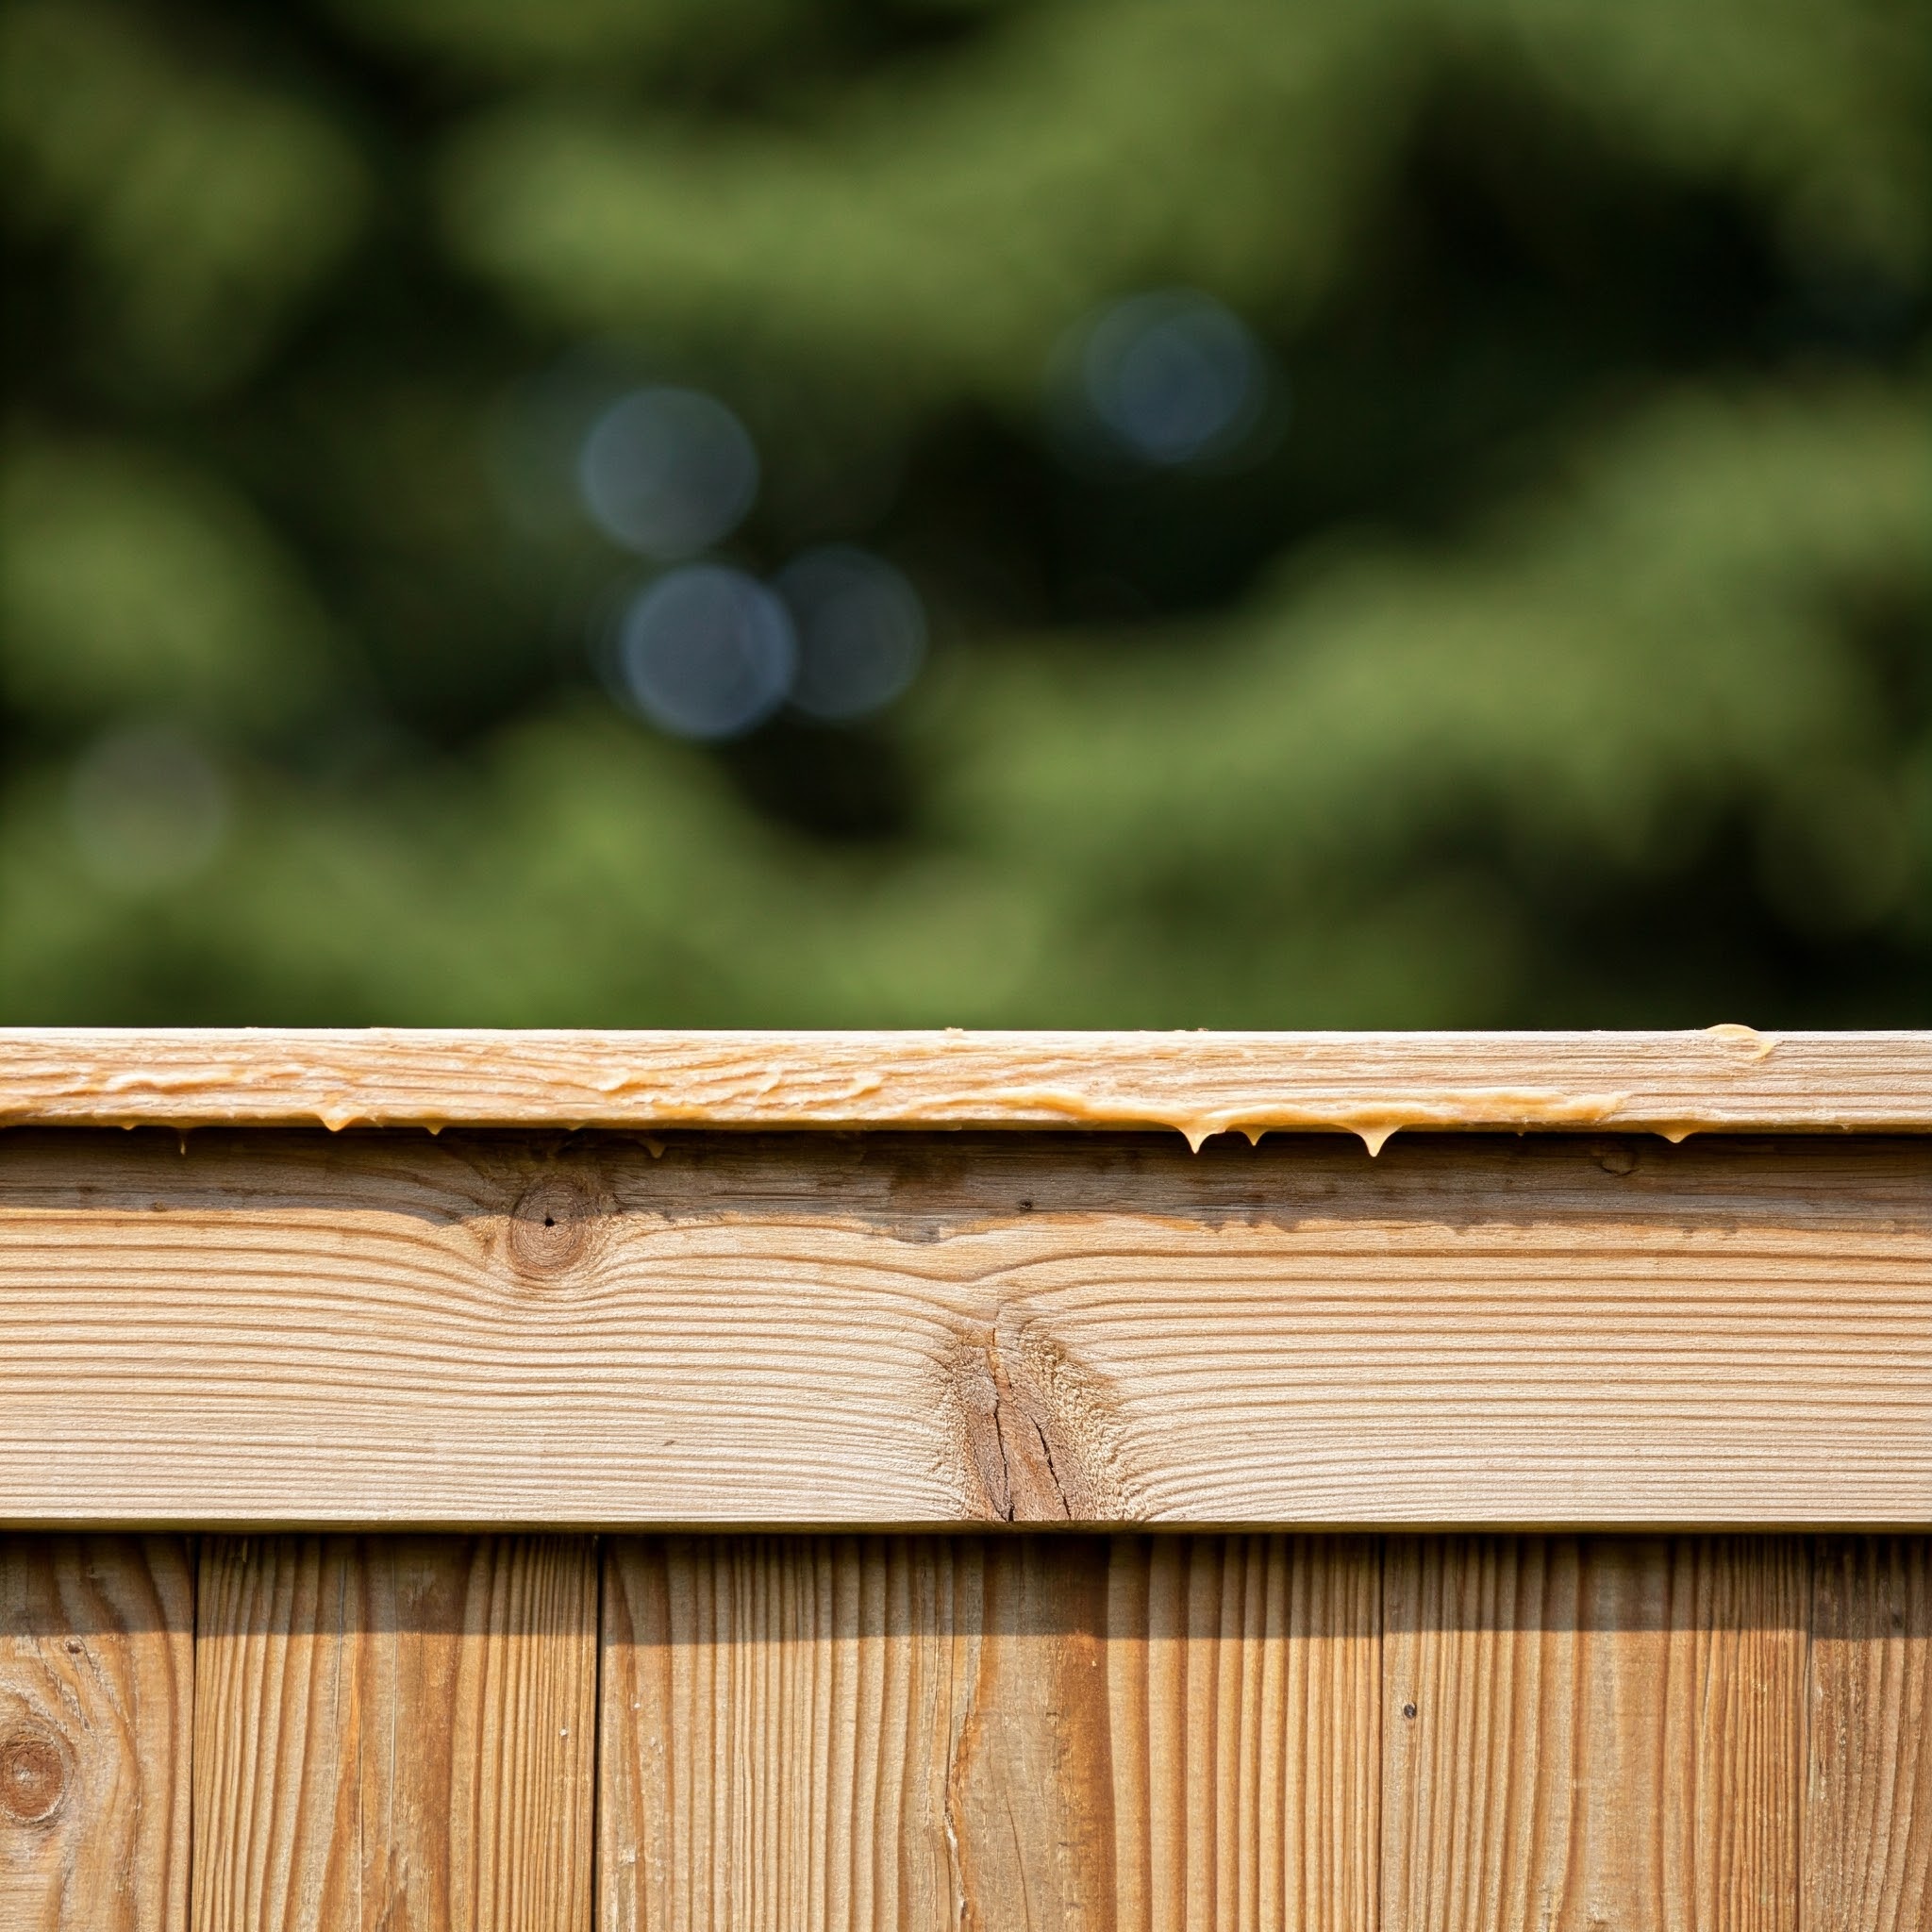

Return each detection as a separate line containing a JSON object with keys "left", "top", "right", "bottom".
{"left": 0, "top": 1028, "right": 1926, "bottom": 1145}
{"left": 1384, "top": 1536, "right": 1807, "bottom": 1932}
{"left": 598, "top": 1533, "right": 1378, "bottom": 1931}
{"left": 0, "top": 1536, "right": 192, "bottom": 1931}
{"left": 191, "top": 1535, "right": 596, "bottom": 1932}
{"left": 0, "top": 1128, "right": 1927, "bottom": 1526}
{"left": 1805, "top": 1538, "right": 1932, "bottom": 1932}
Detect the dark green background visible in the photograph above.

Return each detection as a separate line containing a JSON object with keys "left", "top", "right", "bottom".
{"left": 2, "top": 0, "right": 1926, "bottom": 1024}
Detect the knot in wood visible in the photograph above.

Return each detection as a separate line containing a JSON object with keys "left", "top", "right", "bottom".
{"left": 948, "top": 1316, "right": 1127, "bottom": 1523}
{"left": 0, "top": 1723, "right": 70, "bottom": 1827}
{"left": 507, "top": 1175, "right": 597, "bottom": 1279}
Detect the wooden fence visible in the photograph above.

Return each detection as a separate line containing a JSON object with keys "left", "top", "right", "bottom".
{"left": 1, "top": 1031, "right": 1927, "bottom": 1927}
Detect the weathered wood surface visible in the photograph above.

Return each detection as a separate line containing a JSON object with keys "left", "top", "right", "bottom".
{"left": 191, "top": 1536, "right": 596, "bottom": 1932}
{"left": 598, "top": 1534, "right": 1379, "bottom": 1932}
{"left": 1384, "top": 1537, "right": 1807, "bottom": 1932}
{"left": 1, "top": 1128, "right": 1928, "bottom": 1526}
{"left": 0, "top": 1536, "right": 192, "bottom": 1932}
{"left": 1807, "top": 1538, "right": 1932, "bottom": 1932}
{"left": 0, "top": 1533, "right": 1926, "bottom": 1929}
{"left": 0, "top": 1028, "right": 1925, "bottom": 1146}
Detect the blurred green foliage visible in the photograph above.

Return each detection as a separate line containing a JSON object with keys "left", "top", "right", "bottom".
{"left": 0, "top": 0, "right": 1925, "bottom": 1024}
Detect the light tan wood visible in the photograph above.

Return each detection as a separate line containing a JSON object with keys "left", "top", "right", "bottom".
{"left": 1384, "top": 1537, "right": 1807, "bottom": 1932}
{"left": 0, "top": 1536, "right": 192, "bottom": 1932}
{"left": 0, "top": 1028, "right": 1925, "bottom": 1147}
{"left": 1, "top": 1128, "right": 1928, "bottom": 1526}
{"left": 191, "top": 1535, "right": 596, "bottom": 1932}
{"left": 598, "top": 1533, "right": 1378, "bottom": 1932}
{"left": 1806, "top": 1538, "right": 1932, "bottom": 1932}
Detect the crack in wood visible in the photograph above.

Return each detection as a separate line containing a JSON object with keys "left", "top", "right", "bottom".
{"left": 948, "top": 1316, "right": 1128, "bottom": 1524}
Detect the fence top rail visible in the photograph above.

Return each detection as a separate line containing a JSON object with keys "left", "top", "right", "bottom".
{"left": 0, "top": 1026, "right": 1925, "bottom": 1151}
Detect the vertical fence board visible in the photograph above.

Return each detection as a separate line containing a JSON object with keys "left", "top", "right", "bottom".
{"left": 0, "top": 1536, "right": 193, "bottom": 1932}
{"left": 10, "top": 1524, "right": 1928, "bottom": 1932}
{"left": 598, "top": 1533, "right": 1379, "bottom": 1932}
{"left": 191, "top": 1535, "right": 596, "bottom": 1932}
{"left": 1806, "top": 1538, "right": 1932, "bottom": 1932}
{"left": 1384, "top": 1536, "right": 1806, "bottom": 1932}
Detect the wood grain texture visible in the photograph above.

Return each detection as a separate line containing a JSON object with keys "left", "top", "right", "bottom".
{"left": 1806, "top": 1538, "right": 1932, "bottom": 1932}
{"left": 0, "top": 1537, "right": 192, "bottom": 1932}
{"left": 191, "top": 1535, "right": 596, "bottom": 1932}
{"left": 1384, "top": 1537, "right": 1807, "bottom": 1932}
{"left": 598, "top": 1534, "right": 1378, "bottom": 1932}
{"left": 0, "top": 1028, "right": 1925, "bottom": 1145}
{"left": 2, "top": 1128, "right": 1928, "bottom": 1525}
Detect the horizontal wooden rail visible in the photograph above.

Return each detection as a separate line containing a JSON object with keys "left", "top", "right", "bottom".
{"left": 4, "top": 1119, "right": 1929, "bottom": 1529}
{"left": 0, "top": 1026, "right": 1929, "bottom": 1146}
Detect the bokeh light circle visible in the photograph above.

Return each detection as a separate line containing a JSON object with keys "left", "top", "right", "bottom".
{"left": 1062, "top": 290, "right": 1273, "bottom": 469}
{"left": 578, "top": 386, "right": 759, "bottom": 558}
{"left": 775, "top": 546, "right": 927, "bottom": 722}
{"left": 617, "top": 565, "right": 796, "bottom": 741}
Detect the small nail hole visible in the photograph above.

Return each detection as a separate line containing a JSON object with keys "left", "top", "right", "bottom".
{"left": 1402, "top": 1703, "right": 1417, "bottom": 1720}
